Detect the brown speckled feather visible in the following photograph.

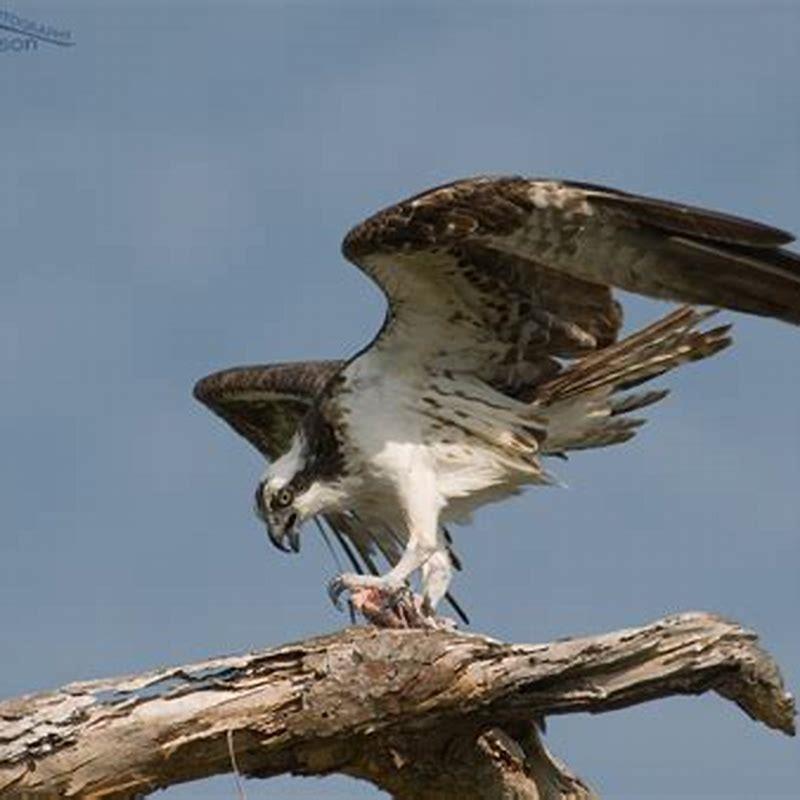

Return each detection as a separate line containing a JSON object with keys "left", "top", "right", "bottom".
{"left": 343, "top": 177, "right": 800, "bottom": 347}
{"left": 193, "top": 360, "right": 343, "bottom": 460}
{"left": 534, "top": 306, "right": 733, "bottom": 453}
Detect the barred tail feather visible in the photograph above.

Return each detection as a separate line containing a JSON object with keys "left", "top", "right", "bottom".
{"left": 535, "top": 306, "right": 732, "bottom": 454}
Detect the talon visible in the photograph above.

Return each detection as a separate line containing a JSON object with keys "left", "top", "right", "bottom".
{"left": 386, "top": 583, "right": 413, "bottom": 611}
{"left": 385, "top": 585, "right": 426, "bottom": 627}
{"left": 420, "top": 595, "right": 434, "bottom": 618}
{"left": 325, "top": 574, "right": 442, "bottom": 629}
{"left": 327, "top": 576, "right": 346, "bottom": 610}
{"left": 327, "top": 572, "right": 375, "bottom": 613}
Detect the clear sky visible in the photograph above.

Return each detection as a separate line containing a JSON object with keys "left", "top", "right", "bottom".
{"left": 1, "top": 2, "right": 798, "bottom": 798}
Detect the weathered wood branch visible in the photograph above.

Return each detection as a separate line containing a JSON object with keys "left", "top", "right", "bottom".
{"left": 0, "top": 612, "right": 793, "bottom": 799}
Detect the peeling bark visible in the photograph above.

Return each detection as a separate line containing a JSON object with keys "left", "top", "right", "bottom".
{"left": 0, "top": 612, "right": 794, "bottom": 799}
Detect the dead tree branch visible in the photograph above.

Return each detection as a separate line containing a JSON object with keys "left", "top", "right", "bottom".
{"left": 0, "top": 612, "right": 794, "bottom": 799}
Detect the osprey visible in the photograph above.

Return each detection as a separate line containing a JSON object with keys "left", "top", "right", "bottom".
{"left": 195, "top": 176, "right": 799, "bottom": 626}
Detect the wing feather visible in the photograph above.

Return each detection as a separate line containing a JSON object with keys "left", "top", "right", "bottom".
{"left": 584, "top": 186, "right": 793, "bottom": 247}
{"left": 193, "top": 360, "right": 343, "bottom": 460}
{"left": 342, "top": 176, "right": 800, "bottom": 370}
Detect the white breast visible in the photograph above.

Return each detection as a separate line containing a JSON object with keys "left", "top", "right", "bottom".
{"left": 339, "top": 348, "right": 536, "bottom": 523}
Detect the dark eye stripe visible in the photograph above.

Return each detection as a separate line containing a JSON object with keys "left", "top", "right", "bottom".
{"left": 254, "top": 481, "right": 267, "bottom": 519}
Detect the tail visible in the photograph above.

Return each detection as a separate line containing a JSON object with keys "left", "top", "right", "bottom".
{"left": 535, "top": 306, "right": 732, "bottom": 454}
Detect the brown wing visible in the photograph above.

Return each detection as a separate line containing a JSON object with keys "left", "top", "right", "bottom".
{"left": 193, "top": 360, "right": 344, "bottom": 460}
{"left": 342, "top": 177, "right": 799, "bottom": 393}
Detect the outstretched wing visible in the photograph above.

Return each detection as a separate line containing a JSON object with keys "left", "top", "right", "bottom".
{"left": 193, "top": 361, "right": 469, "bottom": 622}
{"left": 343, "top": 176, "right": 799, "bottom": 395}
{"left": 193, "top": 360, "right": 343, "bottom": 461}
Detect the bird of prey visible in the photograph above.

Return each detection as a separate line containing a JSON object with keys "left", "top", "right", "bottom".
{"left": 194, "top": 176, "right": 799, "bottom": 627}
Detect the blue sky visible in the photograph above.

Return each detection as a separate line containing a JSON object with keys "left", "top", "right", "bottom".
{"left": 1, "top": 2, "right": 798, "bottom": 798}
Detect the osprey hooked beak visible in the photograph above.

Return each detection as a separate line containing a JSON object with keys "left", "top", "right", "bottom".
{"left": 255, "top": 480, "right": 301, "bottom": 554}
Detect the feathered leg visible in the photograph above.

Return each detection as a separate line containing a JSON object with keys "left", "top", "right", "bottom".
{"left": 327, "top": 534, "right": 439, "bottom": 624}
{"left": 328, "top": 473, "right": 456, "bottom": 628}
{"left": 420, "top": 550, "right": 454, "bottom": 609}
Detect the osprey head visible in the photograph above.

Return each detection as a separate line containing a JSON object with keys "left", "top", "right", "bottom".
{"left": 255, "top": 477, "right": 302, "bottom": 553}
{"left": 254, "top": 432, "right": 344, "bottom": 554}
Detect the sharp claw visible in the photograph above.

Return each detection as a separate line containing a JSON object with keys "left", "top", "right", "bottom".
{"left": 386, "top": 583, "right": 413, "bottom": 611}
{"left": 327, "top": 575, "right": 425, "bottom": 627}
{"left": 327, "top": 576, "right": 346, "bottom": 610}
{"left": 420, "top": 595, "right": 434, "bottom": 618}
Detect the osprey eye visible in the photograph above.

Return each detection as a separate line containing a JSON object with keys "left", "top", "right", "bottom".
{"left": 274, "top": 488, "right": 294, "bottom": 509}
